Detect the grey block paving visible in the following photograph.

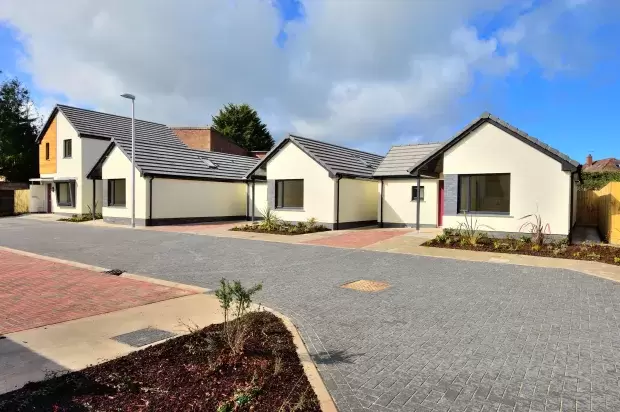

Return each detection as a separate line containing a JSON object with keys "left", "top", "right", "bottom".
{"left": 2, "top": 217, "right": 620, "bottom": 411}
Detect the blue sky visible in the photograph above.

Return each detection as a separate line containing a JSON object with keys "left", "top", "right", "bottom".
{"left": 1, "top": 0, "right": 618, "bottom": 163}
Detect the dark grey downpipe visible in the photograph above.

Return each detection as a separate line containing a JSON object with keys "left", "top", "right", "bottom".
{"left": 335, "top": 176, "right": 342, "bottom": 230}
{"left": 92, "top": 179, "right": 96, "bottom": 221}
{"left": 245, "top": 181, "right": 250, "bottom": 221}
{"left": 251, "top": 179, "right": 256, "bottom": 222}
{"left": 380, "top": 178, "right": 384, "bottom": 228}
{"left": 416, "top": 173, "right": 421, "bottom": 232}
{"left": 148, "top": 177, "right": 154, "bottom": 226}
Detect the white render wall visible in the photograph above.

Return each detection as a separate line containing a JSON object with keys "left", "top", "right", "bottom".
{"left": 29, "top": 184, "right": 46, "bottom": 213}
{"left": 442, "top": 122, "right": 572, "bottom": 235}
{"left": 250, "top": 181, "right": 268, "bottom": 218}
{"left": 80, "top": 138, "right": 108, "bottom": 214}
{"left": 40, "top": 112, "right": 107, "bottom": 215}
{"left": 266, "top": 142, "right": 336, "bottom": 224}
{"left": 51, "top": 112, "right": 82, "bottom": 214}
{"left": 381, "top": 178, "right": 439, "bottom": 226}
{"left": 101, "top": 146, "right": 149, "bottom": 220}
{"left": 339, "top": 178, "right": 378, "bottom": 223}
{"left": 151, "top": 178, "right": 246, "bottom": 219}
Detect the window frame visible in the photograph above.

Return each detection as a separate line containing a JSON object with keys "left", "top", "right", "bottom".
{"left": 457, "top": 173, "right": 510, "bottom": 215}
{"left": 63, "top": 139, "right": 72, "bottom": 158}
{"left": 56, "top": 181, "right": 75, "bottom": 207}
{"left": 108, "top": 179, "right": 127, "bottom": 207}
{"left": 275, "top": 179, "right": 304, "bottom": 209}
{"left": 411, "top": 185, "right": 425, "bottom": 201}
{"left": 45, "top": 142, "right": 50, "bottom": 160}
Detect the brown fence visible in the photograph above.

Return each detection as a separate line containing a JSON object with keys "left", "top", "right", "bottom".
{"left": 577, "top": 182, "right": 620, "bottom": 244}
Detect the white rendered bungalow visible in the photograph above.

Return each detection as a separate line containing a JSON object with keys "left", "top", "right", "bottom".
{"left": 374, "top": 113, "right": 581, "bottom": 239}
{"left": 246, "top": 135, "right": 384, "bottom": 230}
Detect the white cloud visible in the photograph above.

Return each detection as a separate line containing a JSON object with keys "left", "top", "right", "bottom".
{"left": 0, "top": 0, "right": 612, "bottom": 153}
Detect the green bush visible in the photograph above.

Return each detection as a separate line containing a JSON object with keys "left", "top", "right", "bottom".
{"left": 581, "top": 172, "right": 620, "bottom": 190}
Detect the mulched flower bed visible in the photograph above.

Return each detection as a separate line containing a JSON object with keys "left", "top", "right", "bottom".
{"left": 424, "top": 235, "right": 620, "bottom": 266}
{"left": 0, "top": 312, "right": 321, "bottom": 412}
{"left": 230, "top": 223, "right": 329, "bottom": 236}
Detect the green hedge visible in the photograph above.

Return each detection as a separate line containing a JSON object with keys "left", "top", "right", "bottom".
{"left": 581, "top": 171, "right": 620, "bottom": 190}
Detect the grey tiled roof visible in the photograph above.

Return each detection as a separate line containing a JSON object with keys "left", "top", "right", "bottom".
{"left": 57, "top": 105, "right": 182, "bottom": 147}
{"left": 54, "top": 104, "right": 259, "bottom": 181}
{"left": 408, "top": 112, "right": 580, "bottom": 174}
{"left": 246, "top": 134, "right": 384, "bottom": 179}
{"left": 373, "top": 142, "right": 443, "bottom": 177}
{"left": 111, "top": 139, "right": 259, "bottom": 181}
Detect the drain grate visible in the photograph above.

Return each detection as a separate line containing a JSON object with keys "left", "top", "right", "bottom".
{"left": 103, "top": 269, "right": 124, "bottom": 276}
{"left": 341, "top": 280, "right": 390, "bottom": 292}
{"left": 112, "top": 328, "right": 176, "bottom": 347}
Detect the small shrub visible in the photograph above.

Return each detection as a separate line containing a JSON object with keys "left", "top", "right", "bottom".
{"left": 306, "top": 217, "right": 317, "bottom": 230}
{"left": 552, "top": 248, "right": 562, "bottom": 256}
{"left": 531, "top": 244, "right": 541, "bottom": 252}
{"left": 573, "top": 251, "right": 581, "bottom": 258}
{"left": 614, "top": 257, "right": 620, "bottom": 264}
{"left": 587, "top": 252, "right": 601, "bottom": 260}
{"left": 217, "top": 402, "right": 233, "bottom": 412}
{"left": 258, "top": 206, "right": 281, "bottom": 231}
{"left": 518, "top": 235, "right": 531, "bottom": 244}
{"left": 457, "top": 213, "right": 493, "bottom": 246}
{"left": 442, "top": 228, "right": 458, "bottom": 237}
{"left": 493, "top": 241, "right": 501, "bottom": 250}
{"left": 434, "top": 234, "right": 447, "bottom": 243}
{"left": 444, "top": 238, "right": 452, "bottom": 246}
{"left": 519, "top": 211, "right": 550, "bottom": 246}
{"left": 215, "top": 279, "right": 263, "bottom": 355}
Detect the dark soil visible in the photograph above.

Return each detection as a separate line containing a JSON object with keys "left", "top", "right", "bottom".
{"left": 230, "top": 225, "right": 329, "bottom": 236}
{"left": 0, "top": 312, "right": 321, "bottom": 412}
{"left": 424, "top": 236, "right": 620, "bottom": 266}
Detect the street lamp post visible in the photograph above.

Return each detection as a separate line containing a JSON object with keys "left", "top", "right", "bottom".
{"left": 121, "top": 93, "right": 136, "bottom": 228}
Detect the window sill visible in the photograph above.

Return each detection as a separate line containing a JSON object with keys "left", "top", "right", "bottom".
{"left": 63, "top": 157, "right": 72, "bottom": 159}
{"left": 275, "top": 207, "right": 305, "bottom": 212}
{"left": 449, "top": 213, "right": 513, "bottom": 218}
{"left": 411, "top": 199, "right": 425, "bottom": 202}
{"left": 57, "top": 204, "right": 75, "bottom": 208}
{"left": 106, "top": 205, "right": 127, "bottom": 208}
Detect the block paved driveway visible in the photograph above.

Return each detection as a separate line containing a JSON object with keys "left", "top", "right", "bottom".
{"left": 2, "top": 217, "right": 620, "bottom": 412}
{"left": 0, "top": 249, "right": 193, "bottom": 335}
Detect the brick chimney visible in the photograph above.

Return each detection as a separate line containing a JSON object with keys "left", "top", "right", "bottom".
{"left": 170, "top": 127, "right": 247, "bottom": 156}
{"left": 586, "top": 154, "right": 593, "bottom": 166}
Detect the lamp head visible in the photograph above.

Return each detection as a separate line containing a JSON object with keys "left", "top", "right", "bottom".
{"left": 120, "top": 93, "right": 135, "bottom": 100}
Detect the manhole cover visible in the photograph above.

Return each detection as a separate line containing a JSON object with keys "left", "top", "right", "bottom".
{"left": 112, "top": 328, "right": 176, "bottom": 347}
{"left": 341, "top": 280, "right": 390, "bottom": 292}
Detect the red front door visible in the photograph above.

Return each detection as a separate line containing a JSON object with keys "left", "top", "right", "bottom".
{"left": 438, "top": 181, "right": 444, "bottom": 227}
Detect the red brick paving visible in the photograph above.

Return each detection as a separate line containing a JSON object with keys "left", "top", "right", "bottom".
{"left": 0, "top": 250, "right": 195, "bottom": 335}
{"left": 304, "top": 230, "right": 412, "bottom": 248}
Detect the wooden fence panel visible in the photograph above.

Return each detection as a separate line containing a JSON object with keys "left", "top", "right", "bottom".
{"left": 14, "top": 189, "right": 29, "bottom": 214}
{"left": 576, "top": 190, "right": 599, "bottom": 226}
{"left": 578, "top": 182, "right": 620, "bottom": 245}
